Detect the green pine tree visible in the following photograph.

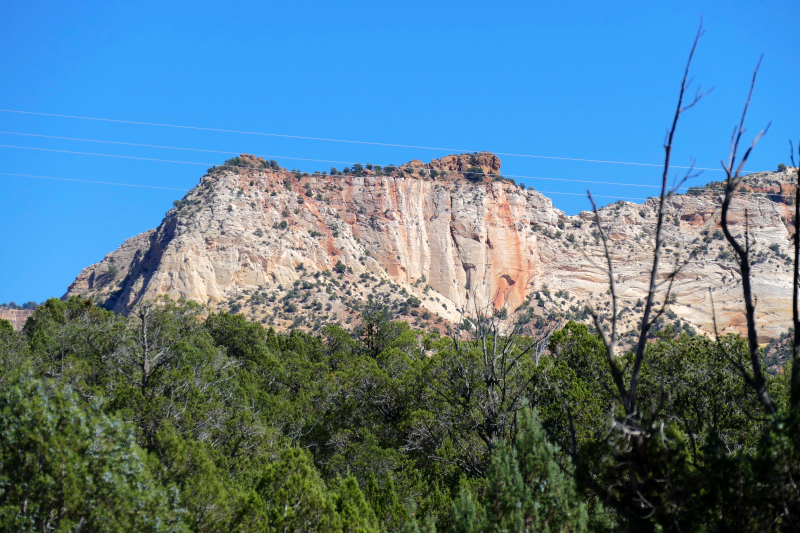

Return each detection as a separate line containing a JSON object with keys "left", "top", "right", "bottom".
{"left": 366, "top": 474, "right": 406, "bottom": 531}
{"left": 0, "top": 374, "right": 184, "bottom": 532}
{"left": 251, "top": 447, "right": 342, "bottom": 532}
{"left": 400, "top": 501, "right": 438, "bottom": 533}
{"left": 334, "top": 474, "right": 380, "bottom": 533}
{"left": 450, "top": 408, "right": 590, "bottom": 532}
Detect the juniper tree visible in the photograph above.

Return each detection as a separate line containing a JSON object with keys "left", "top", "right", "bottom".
{"left": 450, "top": 408, "right": 592, "bottom": 533}
{"left": 0, "top": 375, "right": 184, "bottom": 532}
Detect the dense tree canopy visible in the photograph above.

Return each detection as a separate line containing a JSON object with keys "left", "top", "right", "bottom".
{"left": 0, "top": 375, "right": 184, "bottom": 532}
{"left": 1, "top": 294, "right": 799, "bottom": 532}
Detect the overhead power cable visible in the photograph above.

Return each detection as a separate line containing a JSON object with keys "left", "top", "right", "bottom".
{"left": 0, "top": 131, "right": 355, "bottom": 165}
{"left": 0, "top": 168, "right": 646, "bottom": 200}
{"left": 0, "top": 108, "right": 733, "bottom": 171}
{"left": 0, "top": 142, "right": 791, "bottom": 199}
{"left": 0, "top": 172, "right": 188, "bottom": 191}
{"left": 0, "top": 134, "right": 674, "bottom": 189}
{"left": 0, "top": 144, "right": 219, "bottom": 166}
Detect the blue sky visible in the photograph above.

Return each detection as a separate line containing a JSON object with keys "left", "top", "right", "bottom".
{"left": 1, "top": 0, "right": 798, "bottom": 304}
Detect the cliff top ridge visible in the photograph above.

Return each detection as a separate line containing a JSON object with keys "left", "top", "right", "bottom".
{"left": 205, "top": 151, "right": 502, "bottom": 182}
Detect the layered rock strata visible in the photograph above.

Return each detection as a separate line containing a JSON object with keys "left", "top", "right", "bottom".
{"left": 0, "top": 309, "right": 35, "bottom": 331}
{"left": 66, "top": 154, "right": 798, "bottom": 342}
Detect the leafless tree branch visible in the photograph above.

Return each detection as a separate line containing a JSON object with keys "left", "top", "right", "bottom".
{"left": 718, "top": 57, "right": 776, "bottom": 415}
{"left": 791, "top": 141, "right": 800, "bottom": 410}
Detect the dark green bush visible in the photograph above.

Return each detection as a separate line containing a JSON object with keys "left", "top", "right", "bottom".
{"left": 465, "top": 166, "right": 484, "bottom": 183}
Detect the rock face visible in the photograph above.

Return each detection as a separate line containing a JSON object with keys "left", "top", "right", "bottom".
{"left": 0, "top": 309, "right": 35, "bottom": 331}
{"left": 424, "top": 151, "right": 502, "bottom": 175}
{"left": 65, "top": 155, "right": 798, "bottom": 341}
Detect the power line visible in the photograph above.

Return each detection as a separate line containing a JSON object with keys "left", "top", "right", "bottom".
{"left": 1, "top": 141, "right": 791, "bottom": 199}
{"left": 534, "top": 190, "right": 647, "bottom": 200}
{"left": 0, "top": 131, "right": 693, "bottom": 189}
{"left": 0, "top": 167, "right": 648, "bottom": 200}
{"left": 0, "top": 130, "right": 718, "bottom": 192}
{"left": 0, "top": 108, "right": 734, "bottom": 171}
{"left": 0, "top": 137, "right": 672, "bottom": 190}
{"left": 0, "top": 172, "right": 188, "bottom": 191}
{"left": 0, "top": 143, "right": 222, "bottom": 165}
{"left": 0, "top": 131, "right": 356, "bottom": 165}
{"left": 0, "top": 143, "right": 664, "bottom": 192}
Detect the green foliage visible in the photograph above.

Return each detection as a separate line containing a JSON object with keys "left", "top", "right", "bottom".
{"left": 251, "top": 448, "right": 342, "bottom": 531}
{"left": 6, "top": 292, "right": 800, "bottom": 531}
{"left": 222, "top": 155, "right": 277, "bottom": 171}
{"left": 464, "top": 166, "right": 484, "bottom": 183}
{"left": 149, "top": 426, "right": 246, "bottom": 532}
{"left": 638, "top": 334, "right": 764, "bottom": 451}
{"left": 399, "top": 502, "right": 438, "bottom": 533}
{"left": 539, "top": 322, "right": 614, "bottom": 448}
{"left": 22, "top": 296, "right": 117, "bottom": 391}
{"left": 452, "top": 408, "right": 591, "bottom": 532}
{"left": 0, "top": 319, "right": 29, "bottom": 388}
{"left": 246, "top": 447, "right": 380, "bottom": 532}
{"left": 0, "top": 301, "right": 38, "bottom": 310}
{"left": 0, "top": 375, "right": 184, "bottom": 532}
{"left": 333, "top": 475, "right": 380, "bottom": 532}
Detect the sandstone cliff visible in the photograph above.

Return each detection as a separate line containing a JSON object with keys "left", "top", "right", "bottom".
{"left": 65, "top": 153, "right": 798, "bottom": 342}
{"left": 0, "top": 308, "right": 35, "bottom": 331}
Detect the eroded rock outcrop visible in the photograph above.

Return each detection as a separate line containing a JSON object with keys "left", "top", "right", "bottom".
{"left": 65, "top": 155, "right": 798, "bottom": 341}
{"left": 425, "top": 151, "right": 501, "bottom": 175}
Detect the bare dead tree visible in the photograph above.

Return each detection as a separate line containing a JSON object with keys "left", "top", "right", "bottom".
{"left": 466, "top": 286, "right": 560, "bottom": 370}
{"left": 586, "top": 21, "right": 710, "bottom": 420}
{"left": 718, "top": 57, "right": 777, "bottom": 415}
{"left": 583, "top": 31, "right": 799, "bottom": 526}
{"left": 573, "top": 23, "right": 715, "bottom": 526}
{"left": 106, "top": 298, "right": 241, "bottom": 448}
{"left": 407, "top": 286, "right": 559, "bottom": 477}
{"left": 110, "top": 299, "right": 191, "bottom": 395}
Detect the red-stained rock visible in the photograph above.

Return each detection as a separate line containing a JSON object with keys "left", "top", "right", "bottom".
{"left": 65, "top": 155, "right": 798, "bottom": 340}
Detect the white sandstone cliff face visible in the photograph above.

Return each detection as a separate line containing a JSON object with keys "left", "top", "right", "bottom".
{"left": 66, "top": 154, "right": 797, "bottom": 341}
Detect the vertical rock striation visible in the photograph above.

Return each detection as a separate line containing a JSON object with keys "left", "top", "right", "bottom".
{"left": 65, "top": 154, "right": 797, "bottom": 341}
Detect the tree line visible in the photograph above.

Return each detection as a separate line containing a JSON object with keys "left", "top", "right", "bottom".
{"left": 0, "top": 293, "right": 797, "bottom": 531}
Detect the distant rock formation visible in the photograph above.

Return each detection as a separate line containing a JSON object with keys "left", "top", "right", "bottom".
{"left": 0, "top": 308, "right": 35, "bottom": 331}
{"left": 65, "top": 153, "right": 798, "bottom": 342}
{"left": 424, "top": 151, "right": 502, "bottom": 175}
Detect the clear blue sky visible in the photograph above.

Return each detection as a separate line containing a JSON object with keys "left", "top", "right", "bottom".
{"left": 1, "top": 0, "right": 798, "bottom": 304}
